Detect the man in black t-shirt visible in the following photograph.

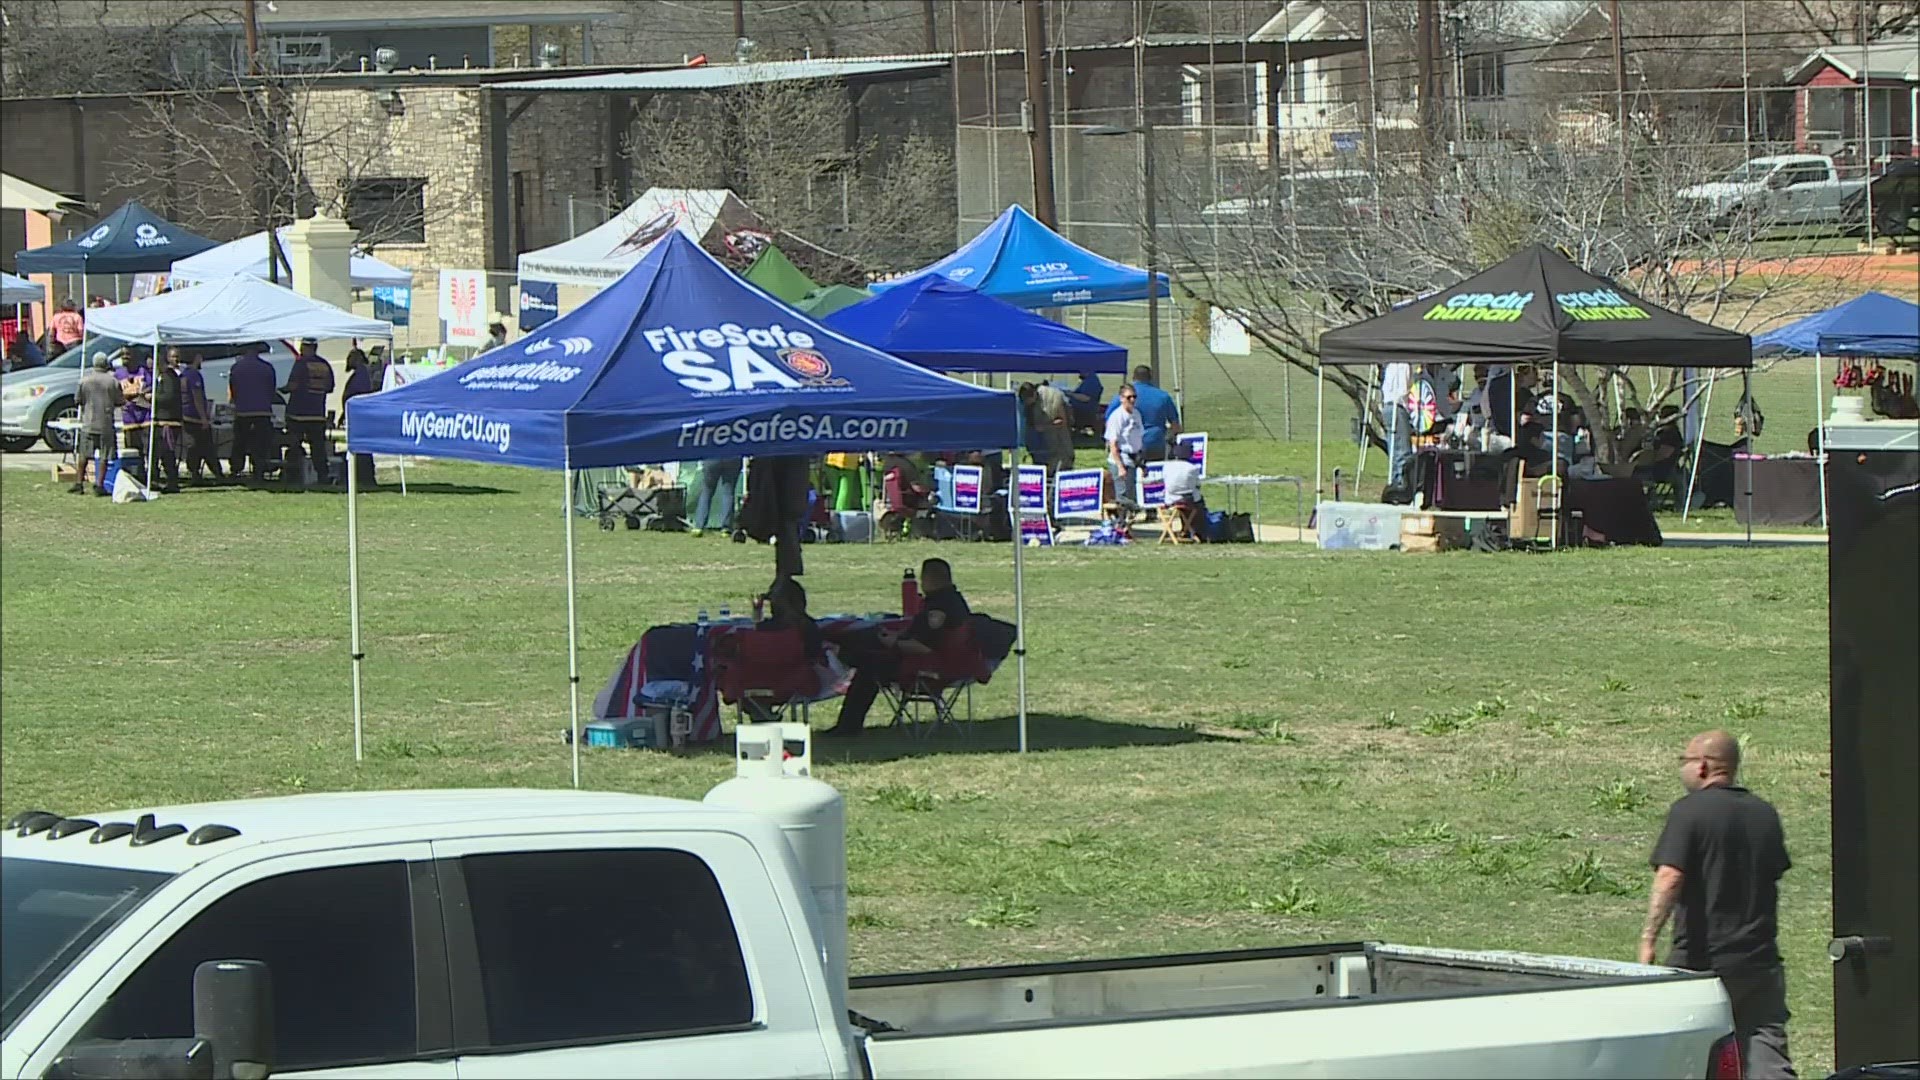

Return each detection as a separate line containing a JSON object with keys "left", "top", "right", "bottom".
{"left": 1641, "top": 729, "right": 1796, "bottom": 1079}
{"left": 825, "top": 558, "right": 970, "bottom": 738}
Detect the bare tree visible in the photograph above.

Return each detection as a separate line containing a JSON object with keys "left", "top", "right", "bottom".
{"left": 1156, "top": 106, "right": 1861, "bottom": 470}
{"left": 0, "top": 0, "right": 240, "bottom": 96}
{"left": 624, "top": 74, "right": 957, "bottom": 276}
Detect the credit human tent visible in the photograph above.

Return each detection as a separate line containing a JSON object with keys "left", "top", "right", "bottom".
{"left": 167, "top": 227, "right": 414, "bottom": 289}
{"left": 1315, "top": 244, "right": 1753, "bottom": 545}
{"left": 874, "top": 204, "right": 1170, "bottom": 309}
{"left": 824, "top": 276, "right": 1128, "bottom": 375}
{"left": 13, "top": 200, "right": 218, "bottom": 275}
{"left": 348, "top": 231, "right": 1029, "bottom": 780}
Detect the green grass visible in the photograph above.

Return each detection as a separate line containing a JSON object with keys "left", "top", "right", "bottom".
{"left": 0, "top": 455, "right": 1836, "bottom": 1071}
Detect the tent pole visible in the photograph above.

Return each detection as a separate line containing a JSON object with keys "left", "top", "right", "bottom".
{"left": 1742, "top": 368, "right": 1754, "bottom": 547}
{"left": 1681, "top": 372, "right": 1715, "bottom": 522}
{"left": 146, "top": 331, "right": 159, "bottom": 494}
{"left": 1355, "top": 366, "right": 1376, "bottom": 482}
{"left": 563, "top": 452, "right": 583, "bottom": 788}
{"left": 347, "top": 431, "right": 366, "bottom": 762}
{"left": 1551, "top": 361, "right": 1560, "bottom": 550}
{"left": 1011, "top": 444, "right": 1029, "bottom": 754}
{"left": 1170, "top": 287, "right": 1185, "bottom": 416}
{"left": 1314, "top": 364, "right": 1325, "bottom": 506}
{"left": 1814, "top": 351, "right": 1828, "bottom": 529}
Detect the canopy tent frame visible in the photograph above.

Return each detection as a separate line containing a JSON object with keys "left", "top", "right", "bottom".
{"left": 347, "top": 233, "right": 1028, "bottom": 783}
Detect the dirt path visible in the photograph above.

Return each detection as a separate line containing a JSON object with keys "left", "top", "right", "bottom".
{"left": 1678, "top": 250, "right": 1920, "bottom": 292}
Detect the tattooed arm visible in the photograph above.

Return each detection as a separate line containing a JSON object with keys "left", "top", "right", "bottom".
{"left": 1637, "top": 865, "right": 1685, "bottom": 965}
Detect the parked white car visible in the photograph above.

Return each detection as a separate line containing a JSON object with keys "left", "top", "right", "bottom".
{"left": 0, "top": 341, "right": 296, "bottom": 455}
{"left": 0, "top": 725, "right": 1743, "bottom": 1080}
{"left": 1677, "top": 154, "right": 1870, "bottom": 229}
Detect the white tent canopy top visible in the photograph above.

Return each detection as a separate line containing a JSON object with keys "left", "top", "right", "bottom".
{"left": 168, "top": 227, "right": 413, "bottom": 289}
{"left": 87, "top": 274, "right": 393, "bottom": 345}
{"left": 516, "top": 188, "right": 762, "bottom": 287}
{"left": 2, "top": 270, "right": 43, "bottom": 304}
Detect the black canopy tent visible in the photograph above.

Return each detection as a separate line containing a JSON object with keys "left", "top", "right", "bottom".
{"left": 1314, "top": 245, "right": 1756, "bottom": 544}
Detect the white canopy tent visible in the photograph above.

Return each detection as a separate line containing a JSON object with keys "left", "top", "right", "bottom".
{"left": 168, "top": 228, "right": 413, "bottom": 288}
{"left": 87, "top": 274, "right": 392, "bottom": 492}
{"left": 2, "top": 271, "right": 43, "bottom": 305}
{"left": 516, "top": 188, "right": 765, "bottom": 287}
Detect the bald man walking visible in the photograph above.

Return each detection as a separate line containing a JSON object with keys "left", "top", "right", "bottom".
{"left": 1640, "top": 730, "right": 1796, "bottom": 1079}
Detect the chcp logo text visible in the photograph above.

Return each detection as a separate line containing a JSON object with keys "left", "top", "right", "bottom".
{"left": 644, "top": 323, "right": 851, "bottom": 395}
{"left": 132, "top": 223, "right": 170, "bottom": 248}
{"left": 77, "top": 225, "right": 112, "bottom": 249}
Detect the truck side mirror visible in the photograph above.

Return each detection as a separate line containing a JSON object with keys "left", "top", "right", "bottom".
{"left": 194, "top": 960, "right": 274, "bottom": 1080}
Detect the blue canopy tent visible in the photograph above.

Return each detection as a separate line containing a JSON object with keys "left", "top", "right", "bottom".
{"left": 875, "top": 204, "right": 1169, "bottom": 309}
{"left": 823, "top": 277, "right": 1128, "bottom": 375}
{"left": 14, "top": 200, "right": 218, "bottom": 275}
{"left": 1725, "top": 291, "right": 1920, "bottom": 528}
{"left": 347, "top": 232, "right": 1029, "bottom": 780}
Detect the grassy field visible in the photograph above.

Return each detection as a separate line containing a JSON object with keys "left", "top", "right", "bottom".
{"left": 0, "top": 453, "right": 1836, "bottom": 1071}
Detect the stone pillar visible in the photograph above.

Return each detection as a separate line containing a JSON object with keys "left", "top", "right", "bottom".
{"left": 285, "top": 212, "right": 358, "bottom": 312}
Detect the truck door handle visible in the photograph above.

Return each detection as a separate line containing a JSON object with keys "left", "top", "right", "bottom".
{"left": 1827, "top": 936, "right": 1894, "bottom": 963}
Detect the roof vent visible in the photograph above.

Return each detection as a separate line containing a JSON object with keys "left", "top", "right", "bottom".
{"left": 538, "top": 42, "right": 563, "bottom": 69}
{"left": 91, "top": 822, "right": 136, "bottom": 843}
{"left": 48, "top": 818, "right": 98, "bottom": 839}
{"left": 187, "top": 824, "right": 243, "bottom": 846}
{"left": 129, "top": 813, "right": 187, "bottom": 847}
{"left": 11, "top": 811, "right": 61, "bottom": 837}
{"left": 374, "top": 47, "right": 399, "bottom": 74}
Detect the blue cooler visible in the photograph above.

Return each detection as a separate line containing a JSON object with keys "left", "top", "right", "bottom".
{"left": 102, "top": 452, "right": 143, "bottom": 496}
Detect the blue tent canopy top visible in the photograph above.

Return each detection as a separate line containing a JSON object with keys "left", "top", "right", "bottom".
{"left": 13, "top": 201, "right": 219, "bottom": 275}
{"left": 1753, "top": 291, "right": 1920, "bottom": 358}
{"left": 874, "top": 204, "right": 1170, "bottom": 309}
{"left": 348, "top": 231, "right": 1020, "bottom": 470}
{"left": 823, "top": 276, "right": 1128, "bottom": 375}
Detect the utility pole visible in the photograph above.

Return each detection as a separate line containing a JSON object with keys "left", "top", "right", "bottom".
{"left": 1134, "top": 0, "right": 1160, "bottom": 388}
{"left": 1611, "top": 0, "right": 1630, "bottom": 199}
{"left": 733, "top": 0, "right": 747, "bottom": 49}
{"left": 923, "top": 0, "right": 938, "bottom": 52}
{"left": 1022, "top": 0, "right": 1057, "bottom": 227}
{"left": 243, "top": 0, "right": 286, "bottom": 285}
{"left": 242, "top": 0, "right": 260, "bottom": 75}
{"left": 1416, "top": 0, "right": 1438, "bottom": 167}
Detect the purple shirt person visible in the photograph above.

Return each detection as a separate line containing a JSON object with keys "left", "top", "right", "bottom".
{"left": 180, "top": 363, "right": 209, "bottom": 422}
{"left": 229, "top": 346, "right": 278, "bottom": 417}
{"left": 113, "top": 355, "right": 153, "bottom": 429}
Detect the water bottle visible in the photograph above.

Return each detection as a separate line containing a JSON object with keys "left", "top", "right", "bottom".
{"left": 718, "top": 603, "right": 731, "bottom": 623}
{"left": 696, "top": 608, "right": 709, "bottom": 632}
{"left": 901, "top": 568, "right": 920, "bottom": 619}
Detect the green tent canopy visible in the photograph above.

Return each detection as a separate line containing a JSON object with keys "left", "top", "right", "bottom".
{"left": 796, "top": 283, "right": 872, "bottom": 317}
{"left": 742, "top": 245, "right": 819, "bottom": 304}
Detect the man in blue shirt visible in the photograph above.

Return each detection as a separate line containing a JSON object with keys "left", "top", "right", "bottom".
{"left": 228, "top": 341, "right": 279, "bottom": 482}
{"left": 282, "top": 337, "right": 335, "bottom": 486}
{"left": 1105, "top": 365, "right": 1180, "bottom": 458}
{"left": 1066, "top": 372, "right": 1104, "bottom": 432}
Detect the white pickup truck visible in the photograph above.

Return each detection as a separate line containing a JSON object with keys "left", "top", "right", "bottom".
{"left": 1677, "top": 153, "right": 1871, "bottom": 229}
{"left": 1, "top": 725, "right": 1742, "bottom": 1080}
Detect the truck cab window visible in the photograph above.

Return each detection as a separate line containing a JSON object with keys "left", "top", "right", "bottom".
{"left": 458, "top": 848, "right": 753, "bottom": 1048}
{"left": 79, "top": 861, "right": 416, "bottom": 1071}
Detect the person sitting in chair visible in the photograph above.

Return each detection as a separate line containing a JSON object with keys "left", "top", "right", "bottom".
{"left": 1162, "top": 439, "right": 1206, "bottom": 538}
{"left": 741, "top": 578, "right": 826, "bottom": 724}
{"left": 1631, "top": 405, "right": 1685, "bottom": 484}
{"left": 826, "top": 558, "right": 970, "bottom": 738}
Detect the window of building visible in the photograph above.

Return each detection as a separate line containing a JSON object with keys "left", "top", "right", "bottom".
{"left": 459, "top": 848, "right": 753, "bottom": 1048}
{"left": 1464, "top": 51, "right": 1506, "bottom": 99}
{"left": 79, "top": 862, "right": 416, "bottom": 1071}
{"left": 270, "top": 35, "right": 333, "bottom": 72}
{"left": 346, "top": 178, "right": 427, "bottom": 244}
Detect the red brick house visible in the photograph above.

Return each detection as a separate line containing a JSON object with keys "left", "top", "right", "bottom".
{"left": 1785, "top": 35, "right": 1918, "bottom": 168}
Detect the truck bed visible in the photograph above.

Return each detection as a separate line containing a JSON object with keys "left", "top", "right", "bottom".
{"left": 850, "top": 942, "right": 1732, "bottom": 1079}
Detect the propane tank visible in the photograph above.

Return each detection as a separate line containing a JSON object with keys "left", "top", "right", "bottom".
{"left": 900, "top": 568, "right": 921, "bottom": 619}
{"left": 705, "top": 723, "right": 848, "bottom": 1038}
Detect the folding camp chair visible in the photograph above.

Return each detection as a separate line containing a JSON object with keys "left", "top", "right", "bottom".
{"left": 710, "top": 629, "right": 823, "bottom": 726}
{"left": 882, "top": 623, "right": 994, "bottom": 738}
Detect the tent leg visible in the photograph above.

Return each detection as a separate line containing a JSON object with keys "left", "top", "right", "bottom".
{"left": 1355, "top": 366, "right": 1376, "bottom": 483}
{"left": 1169, "top": 288, "right": 1185, "bottom": 416}
{"left": 1742, "top": 369, "right": 1754, "bottom": 547}
{"left": 1011, "top": 451, "right": 1029, "bottom": 754}
{"left": 563, "top": 457, "right": 583, "bottom": 788}
{"left": 347, "top": 446, "right": 366, "bottom": 762}
{"left": 1814, "top": 351, "right": 1828, "bottom": 530}
{"left": 1681, "top": 373, "right": 1715, "bottom": 522}
{"left": 1313, "top": 365, "right": 1325, "bottom": 507}
{"left": 146, "top": 331, "right": 160, "bottom": 494}
{"left": 1551, "top": 361, "right": 1560, "bottom": 550}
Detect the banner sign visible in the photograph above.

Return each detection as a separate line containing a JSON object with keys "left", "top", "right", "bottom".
{"left": 131, "top": 273, "right": 167, "bottom": 301}
{"left": 1138, "top": 461, "right": 1167, "bottom": 508}
{"left": 1175, "top": 430, "right": 1209, "bottom": 477}
{"left": 1016, "top": 464, "right": 1048, "bottom": 514}
{"left": 438, "top": 269, "right": 488, "bottom": 346}
{"left": 1019, "top": 513, "right": 1054, "bottom": 545}
{"left": 1054, "top": 468, "right": 1104, "bottom": 518}
{"left": 950, "top": 464, "right": 983, "bottom": 513}
{"left": 373, "top": 285, "right": 412, "bottom": 327}
{"left": 380, "top": 362, "right": 451, "bottom": 392}
{"left": 518, "top": 279, "right": 559, "bottom": 331}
